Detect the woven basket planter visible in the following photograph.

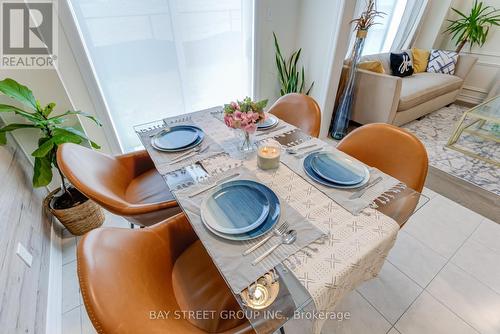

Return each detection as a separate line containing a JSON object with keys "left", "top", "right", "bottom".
{"left": 44, "top": 188, "right": 105, "bottom": 236}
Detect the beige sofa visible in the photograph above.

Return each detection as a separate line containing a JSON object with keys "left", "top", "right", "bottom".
{"left": 345, "top": 53, "right": 477, "bottom": 126}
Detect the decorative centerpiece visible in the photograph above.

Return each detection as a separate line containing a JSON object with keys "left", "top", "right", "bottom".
{"left": 330, "top": 0, "right": 384, "bottom": 140}
{"left": 224, "top": 97, "right": 268, "bottom": 152}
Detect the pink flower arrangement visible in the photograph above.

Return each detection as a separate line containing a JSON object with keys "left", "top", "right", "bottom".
{"left": 223, "top": 97, "right": 268, "bottom": 134}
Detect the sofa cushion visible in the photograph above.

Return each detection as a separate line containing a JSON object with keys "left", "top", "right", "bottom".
{"left": 390, "top": 52, "right": 414, "bottom": 77}
{"left": 411, "top": 47, "right": 430, "bottom": 73}
{"left": 427, "top": 49, "right": 458, "bottom": 75}
{"left": 398, "top": 73, "right": 463, "bottom": 111}
{"left": 358, "top": 60, "right": 385, "bottom": 73}
{"left": 360, "top": 50, "right": 412, "bottom": 74}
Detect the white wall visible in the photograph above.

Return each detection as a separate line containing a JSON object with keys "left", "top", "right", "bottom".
{"left": 253, "top": 0, "right": 301, "bottom": 103}
{"left": 254, "top": 0, "right": 353, "bottom": 137}
{"left": 295, "top": 0, "right": 355, "bottom": 137}
{"left": 439, "top": 0, "right": 500, "bottom": 104}
{"left": 0, "top": 2, "right": 120, "bottom": 175}
{"left": 415, "top": 0, "right": 500, "bottom": 104}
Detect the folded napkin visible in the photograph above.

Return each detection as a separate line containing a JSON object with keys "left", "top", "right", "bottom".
{"left": 280, "top": 140, "right": 401, "bottom": 215}
{"left": 174, "top": 167, "right": 326, "bottom": 294}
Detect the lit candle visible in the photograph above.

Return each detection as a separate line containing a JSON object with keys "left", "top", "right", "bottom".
{"left": 257, "top": 140, "right": 281, "bottom": 170}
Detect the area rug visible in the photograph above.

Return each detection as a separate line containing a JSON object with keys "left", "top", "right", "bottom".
{"left": 402, "top": 104, "right": 500, "bottom": 196}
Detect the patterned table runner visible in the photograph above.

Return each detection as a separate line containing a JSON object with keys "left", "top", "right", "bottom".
{"left": 175, "top": 167, "right": 327, "bottom": 294}
{"left": 138, "top": 108, "right": 400, "bottom": 334}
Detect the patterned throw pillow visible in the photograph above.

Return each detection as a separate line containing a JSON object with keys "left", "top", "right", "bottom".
{"left": 390, "top": 52, "right": 414, "bottom": 77}
{"left": 426, "top": 49, "right": 458, "bottom": 75}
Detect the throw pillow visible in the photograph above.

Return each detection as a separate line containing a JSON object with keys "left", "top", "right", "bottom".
{"left": 390, "top": 52, "right": 414, "bottom": 77}
{"left": 411, "top": 47, "right": 430, "bottom": 73}
{"left": 426, "top": 49, "right": 458, "bottom": 75}
{"left": 358, "top": 61, "right": 385, "bottom": 73}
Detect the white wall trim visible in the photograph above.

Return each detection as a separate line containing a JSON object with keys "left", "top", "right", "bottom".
{"left": 45, "top": 222, "right": 63, "bottom": 334}
{"left": 475, "top": 61, "right": 500, "bottom": 69}
{"left": 459, "top": 50, "right": 500, "bottom": 58}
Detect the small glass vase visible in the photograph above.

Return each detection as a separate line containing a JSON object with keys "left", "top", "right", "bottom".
{"left": 237, "top": 129, "right": 256, "bottom": 153}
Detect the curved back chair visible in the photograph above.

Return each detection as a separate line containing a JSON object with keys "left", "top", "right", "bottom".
{"left": 336, "top": 123, "right": 428, "bottom": 192}
{"left": 268, "top": 93, "right": 321, "bottom": 137}
{"left": 57, "top": 143, "right": 180, "bottom": 226}
{"left": 77, "top": 213, "right": 254, "bottom": 334}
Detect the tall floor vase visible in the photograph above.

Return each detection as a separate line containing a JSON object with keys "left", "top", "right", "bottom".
{"left": 330, "top": 30, "right": 367, "bottom": 140}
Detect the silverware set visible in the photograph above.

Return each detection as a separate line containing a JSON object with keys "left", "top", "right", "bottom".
{"left": 241, "top": 221, "right": 297, "bottom": 265}
{"left": 168, "top": 144, "right": 210, "bottom": 165}
{"left": 252, "top": 229, "right": 297, "bottom": 266}
{"left": 294, "top": 146, "right": 324, "bottom": 159}
{"left": 255, "top": 125, "right": 286, "bottom": 137}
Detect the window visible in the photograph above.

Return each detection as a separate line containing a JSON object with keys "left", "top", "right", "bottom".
{"left": 68, "top": 0, "right": 254, "bottom": 152}
{"left": 361, "top": 0, "right": 407, "bottom": 56}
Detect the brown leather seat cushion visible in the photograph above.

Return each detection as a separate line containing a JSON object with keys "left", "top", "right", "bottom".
{"left": 172, "top": 240, "right": 246, "bottom": 333}
{"left": 125, "top": 169, "right": 175, "bottom": 204}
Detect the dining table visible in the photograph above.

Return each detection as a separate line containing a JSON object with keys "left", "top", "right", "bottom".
{"left": 134, "top": 107, "right": 429, "bottom": 334}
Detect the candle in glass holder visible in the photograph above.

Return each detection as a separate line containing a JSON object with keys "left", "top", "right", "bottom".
{"left": 257, "top": 140, "right": 281, "bottom": 170}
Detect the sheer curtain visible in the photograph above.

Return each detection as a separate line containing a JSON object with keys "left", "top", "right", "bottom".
{"left": 69, "top": 0, "right": 254, "bottom": 152}
{"left": 350, "top": 0, "right": 427, "bottom": 57}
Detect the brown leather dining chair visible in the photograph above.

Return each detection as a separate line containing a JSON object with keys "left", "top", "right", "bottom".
{"left": 77, "top": 213, "right": 254, "bottom": 334}
{"left": 268, "top": 93, "right": 321, "bottom": 137}
{"left": 336, "top": 123, "right": 428, "bottom": 192}
{"left": 57, "top": 143, "right": 181, "bottom": 227}
{"left": 337, "top": 124, "right": 428, "bottom": 226}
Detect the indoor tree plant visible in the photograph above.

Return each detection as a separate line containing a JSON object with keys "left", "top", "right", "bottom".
{"left": 273, "top": 32, "right": 314, "bottom": 96}
{"left": 444, "top": 0, "right": 500, "bottom": 53}
{"left": 0, "top": 78, "right": 105, "bottom": 235}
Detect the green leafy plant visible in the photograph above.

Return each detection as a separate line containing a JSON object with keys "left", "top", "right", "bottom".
{"left": 273, "top": 32, "right": 314, "bottom": 96}
{"left": 444, "top": 0, "right": 500, "bottom": 53}
{"left": 0, "top": 78, "right": 101, "bottom": 195}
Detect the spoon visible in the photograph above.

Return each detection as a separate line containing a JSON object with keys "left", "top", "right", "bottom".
{"left": 286, "top": 144, "right": 317, "bottom": 155}
{"left": 252, "top": 230, "right": 297, "bottom": 266}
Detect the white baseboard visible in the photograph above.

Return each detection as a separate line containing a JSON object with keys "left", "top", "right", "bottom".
{"left": 45, "top": 220, "right": 62, "bottom": 334}
{"left": 457, "top": 86, "right": 488, "bottom": 105}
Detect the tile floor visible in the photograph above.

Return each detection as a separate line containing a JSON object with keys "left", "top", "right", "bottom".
{"left": 61, "top": 188, "right": 500, "bottom": 334}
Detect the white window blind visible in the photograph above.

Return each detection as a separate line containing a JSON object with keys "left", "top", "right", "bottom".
{"left": 69, "top": 0, "right": 253, "bottom": 152}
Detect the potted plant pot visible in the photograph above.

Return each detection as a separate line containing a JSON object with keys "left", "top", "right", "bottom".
{"left": 44, "top": 185, "right": 104, "bottom": 236}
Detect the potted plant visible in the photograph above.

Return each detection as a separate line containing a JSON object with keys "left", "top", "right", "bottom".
{"left": 273, "top": 32, "right": 314, "bottom": 96}
{"left": 0, "top": 78, "right": 105, "bottom": 235}
{"left": 444, "top": 0, "right": 500, "bottom": 53}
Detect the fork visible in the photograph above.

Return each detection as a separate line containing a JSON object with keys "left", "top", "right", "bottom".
{"left": 243, "top": 221, "right": 289, "bottom": 255}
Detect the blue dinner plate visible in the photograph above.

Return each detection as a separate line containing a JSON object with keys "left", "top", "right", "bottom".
{"left": 257, "top": 114, "right": 279, "bottom": 129}
{"left": 152, "top": 125, "right": 205, "bottom": 152}
{"left": 303, "top": 153, "right": 370, "bottom": 189}
{"left": 202, "top": 181, "right": 281, "bottom": 241}
{"left": 310, "top": 151, "right": 368, "bottom": 185}
{"left": 201, "top": 180, "right": 271, "bottom": 234}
